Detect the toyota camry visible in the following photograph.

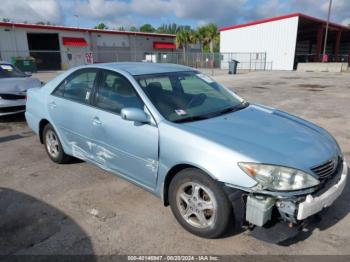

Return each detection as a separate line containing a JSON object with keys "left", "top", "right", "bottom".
{"left": 25, "top": 63, "right": 347, "bottom": 239}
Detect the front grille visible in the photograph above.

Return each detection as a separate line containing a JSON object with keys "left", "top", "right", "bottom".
{"left": 0, "top": 94, "right": 26, "bottom": 100}
{"left": 311, "top": 157, "right": 341, "bottom": 179}
{"left": 312, "top": 159, "right": 343, "bottom": 197}
{"left": 0, "top": 105, "right": 25, "bottom": 113}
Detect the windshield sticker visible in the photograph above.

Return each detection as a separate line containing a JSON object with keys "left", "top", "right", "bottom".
{"left": 85, "top": 91, "right": 90, "bottom": 100}
{"left": 175, "top": 109, "right": 187, "bottom": 116}
{"left": 0, "top": 65, "right": 13, "bottom": 71}
{"left": 196, "top": 73, "right": 214, "bottom": 83}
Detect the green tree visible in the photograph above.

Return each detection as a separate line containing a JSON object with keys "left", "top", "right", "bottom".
{"left": 157, "top": 24, "right": 168, "bottom": 34}
{"left": 140, "top": 24, "right": 155, "bottom": 32}
{"left": 205, "top": 23, "right": 219, "bottom": 53}
{"left": 213, "top": 34, "right": 220, "bottom": 53}
{"left": 118, "top": 26, "right": 125, "bottom": 31}
{"left": 176, "top": 28, "right": 191, "bottom": 59}
{"left": 188, "top": 30, "right": 199, "bottom": 46}
{"left": 94, "top": 23, "right": 108, "bottom": 30}
{"left": 129, "top": 26, "right": 138, "bottom": 32}
{"left": 169, "top": 23, "right": 180, "bottom": 34}
{"left": 157, "top": 23, "right": 194, "bottom": 35}
{"left": 2, "top": 18, "right": 10, "bottom": 22}
{"left": 157, "top": 23, "right": 185, "bottom": 34}
{"left": 196, "top": 26, "right": 208, "bottom": 53}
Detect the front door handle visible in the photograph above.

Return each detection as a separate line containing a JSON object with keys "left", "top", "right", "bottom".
{"left": 48, "top": 101, "right": 57, "bottom": 108}
{"left": 92, "top": 116, "right": 102, "bottom": 126}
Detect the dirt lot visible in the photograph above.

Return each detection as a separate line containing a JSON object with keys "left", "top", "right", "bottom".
{"left": 1, "top": 70, "right": 350, "bottom": 255}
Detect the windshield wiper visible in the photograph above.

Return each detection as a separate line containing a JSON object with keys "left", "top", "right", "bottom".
{"left": 216, "top": 101, "right": 249, "bottom": 116}
{"left": 173, "top": 101, "right": 249, "bottom": 123}
{"left": 203, "top": 101, "right": 249, "bottom": 119}
{"left": 173, "top": 115, "right": 210, "bottom": 123}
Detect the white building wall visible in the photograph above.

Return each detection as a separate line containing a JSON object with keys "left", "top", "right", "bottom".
{"left": 94, "top": 33, "right": 130, "bottom": 48}
{"left": 1, "top": 24, "right": 175, "bottom": 69}
{"left": 220, "top": 16, "right": 299, "bottom": 70}
{"left": 58, "top": 30, "right": 90, "bottom": 69}
{"left": 0, "top": 27, "right": 29, "bottom": 61}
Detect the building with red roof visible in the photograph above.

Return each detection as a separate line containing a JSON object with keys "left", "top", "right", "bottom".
{"left": 220, "top": 13, "right": 350, "bottom": 70}
{"left": 0, "top": 21, "right": 176, "bottom": 70}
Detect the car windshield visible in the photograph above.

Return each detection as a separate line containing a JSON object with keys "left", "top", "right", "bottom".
{"left": 0, "top": 64, "right": 27, "bottom": 78}
{"left": 135, "top": 71, "right": 247, "bottom": 122}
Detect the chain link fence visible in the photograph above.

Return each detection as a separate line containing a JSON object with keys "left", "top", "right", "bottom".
{"left": 295, "top": 53, "right": 350, "bottom": 63}
{"left": 0, "top": 49, "right": 272, "bottom": 75}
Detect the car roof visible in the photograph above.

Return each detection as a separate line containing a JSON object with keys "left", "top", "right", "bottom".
{"left": 99, "top": 62, "right": 196, "bottom": 76}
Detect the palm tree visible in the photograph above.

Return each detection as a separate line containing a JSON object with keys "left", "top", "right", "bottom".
{"left": 196, "top": 26, "right": 208, "bottom": 53}
{"left": 205, "top": 23, "right": 219, "bottom": 53}
{"left": 189, "top": 30, "right": 199, "bottom": 46}
{"left": 176, "top": 29, "right": 191, "bottom": 59}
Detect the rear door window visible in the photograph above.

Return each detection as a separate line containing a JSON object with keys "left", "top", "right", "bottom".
{"left": 53, "top": 69, "right": 98, "bottom": 104}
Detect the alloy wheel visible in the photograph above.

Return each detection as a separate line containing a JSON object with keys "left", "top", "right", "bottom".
{"left": 45, "top": 129, "right": 60, "bottom": 158}
{"left": 176, "top": 182, "right": 217, "bottom": 229}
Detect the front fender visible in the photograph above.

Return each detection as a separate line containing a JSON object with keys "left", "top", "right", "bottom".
{"left": 154, "top": 122, "right": 257, "bottom": 198}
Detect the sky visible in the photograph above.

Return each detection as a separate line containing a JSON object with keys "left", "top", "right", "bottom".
{"left": 0, "top": 0, "right": 350, "bottom": 30}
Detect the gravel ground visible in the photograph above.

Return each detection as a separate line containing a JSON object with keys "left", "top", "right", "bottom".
{"left": 0, "top": 70, "right": 349, "bottom": 256}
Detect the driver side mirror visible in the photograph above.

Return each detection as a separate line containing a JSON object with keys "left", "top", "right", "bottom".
{"left": 121, "top": 108, "right": 150, "bottom": 124}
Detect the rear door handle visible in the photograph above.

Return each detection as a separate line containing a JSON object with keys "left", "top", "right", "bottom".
{"left": 48, "top": 101, "right": 57, "bottom": 108}
{"left": 92, "top": 116, "right": 102, "bottom": 126}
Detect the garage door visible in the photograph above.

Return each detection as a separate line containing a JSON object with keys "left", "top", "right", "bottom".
{"left": 27, "top": 33, "right": 61, "bottom": 70}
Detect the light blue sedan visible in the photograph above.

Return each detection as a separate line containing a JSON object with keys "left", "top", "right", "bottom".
{"left": 25, "top": 63, "right": 347, "bottom": 239}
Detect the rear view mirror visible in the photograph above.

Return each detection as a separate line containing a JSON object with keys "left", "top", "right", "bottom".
{"left": 121, "top": 108, "right": 150, "bottom": 123}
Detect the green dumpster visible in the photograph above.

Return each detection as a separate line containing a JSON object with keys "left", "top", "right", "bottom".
{"left": 12, "top": 57, "right": 37, "bottom": 73}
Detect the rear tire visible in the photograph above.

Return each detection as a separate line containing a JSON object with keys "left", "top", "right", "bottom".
{"left": 169, "top": 168, "right": 233, "bottom": 238}
{"left": 43, "top": 124, "right": 72, "bottom": 164}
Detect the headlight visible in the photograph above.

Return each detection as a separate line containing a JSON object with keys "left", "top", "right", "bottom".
{"left": 238, "top": 162, "right": 319, "bottom": 191}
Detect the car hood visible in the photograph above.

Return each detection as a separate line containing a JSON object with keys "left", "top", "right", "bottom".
{"left": 179, "top": 104, "right": 340, "bottom": 171}
{"left": 0, "top": 77, "right": 41, "bottom": 94}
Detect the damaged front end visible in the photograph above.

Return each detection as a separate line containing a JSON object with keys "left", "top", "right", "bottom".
{"left": 225, "top": 158, "right": 348, "bottom": 243}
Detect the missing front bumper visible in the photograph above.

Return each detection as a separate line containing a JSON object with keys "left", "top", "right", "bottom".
{"left": 297, "top": 162, "right": 347, "bottom": 220}
{"left": 244, "top": 160, "right": 348, "bottom": 227}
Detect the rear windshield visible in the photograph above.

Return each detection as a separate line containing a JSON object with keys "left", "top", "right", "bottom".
{"left": 0, "top": 64, "right": 27, "bottom": 78}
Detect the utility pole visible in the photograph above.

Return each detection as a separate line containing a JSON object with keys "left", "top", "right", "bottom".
{"left": 322, "top": 0, "right": 332, "bottom": 62}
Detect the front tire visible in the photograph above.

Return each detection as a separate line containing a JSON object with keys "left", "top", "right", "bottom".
{"left": 43, "top": 124, "right": 71, "bottom": 164}
{"left": 169, "top": 168, "right": 233, "bottom": 238}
